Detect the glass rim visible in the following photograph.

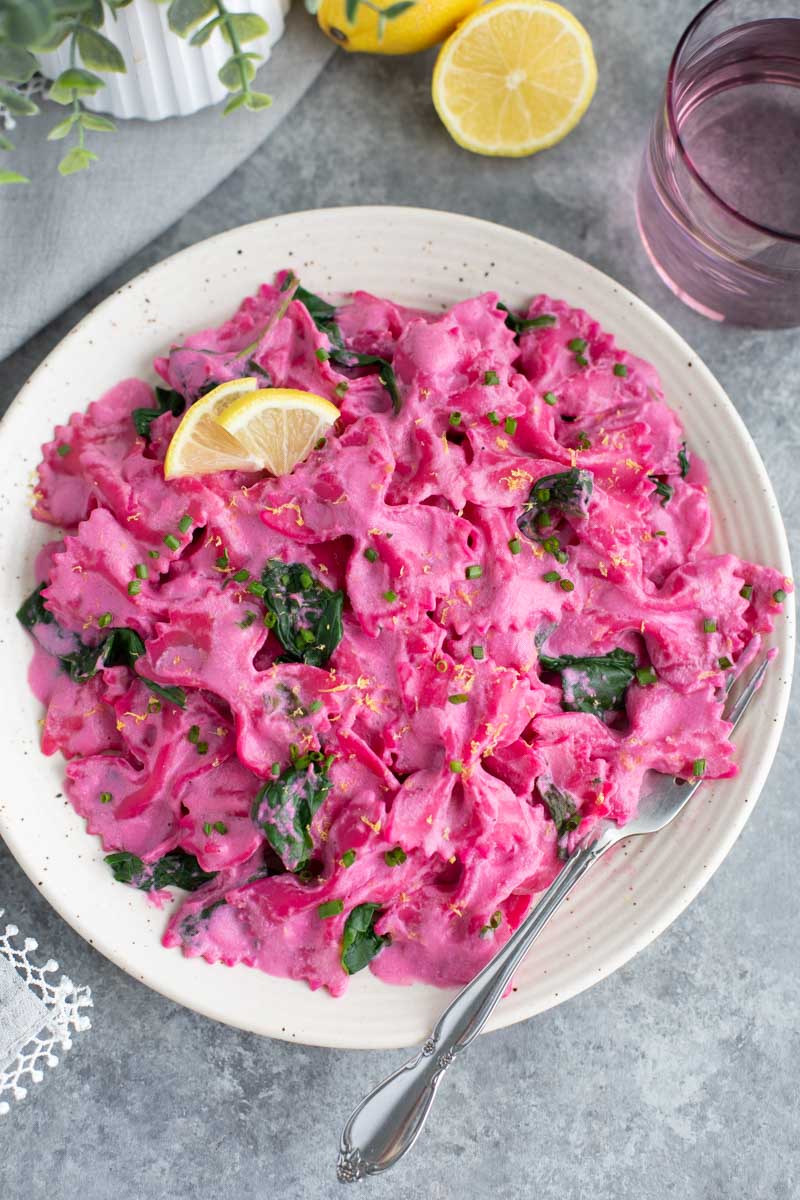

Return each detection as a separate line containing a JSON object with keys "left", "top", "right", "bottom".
{"left": 666, "top": 0, "right": 800, "bottom": 245}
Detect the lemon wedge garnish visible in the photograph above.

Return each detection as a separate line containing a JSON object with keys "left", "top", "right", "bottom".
{"left": 216, "top": 388, "right": 340, "bottom": 477}
{"left": 432, "top": 0, "right": 597, "bottom": 158}
{"left": 164, "top": 377, "right": 260, "bottom": 479}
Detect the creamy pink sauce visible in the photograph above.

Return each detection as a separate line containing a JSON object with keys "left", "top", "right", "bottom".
{"left": 23, "top": 280, "right": 792, "bottom": 996}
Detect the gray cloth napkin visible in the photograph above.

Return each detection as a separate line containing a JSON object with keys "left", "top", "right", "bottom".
{"left": 0, "top": 5, "right": 335, "bottom": 361}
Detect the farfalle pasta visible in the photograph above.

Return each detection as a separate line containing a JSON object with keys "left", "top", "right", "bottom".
{"left": 19, "top": 277, "right": 791, "bottom": 995}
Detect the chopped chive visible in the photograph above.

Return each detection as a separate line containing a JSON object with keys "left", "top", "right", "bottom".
{"left": 703, "top": 618, "right": 717, "bottom": 633}
{"left": 471, "top": 645, "right": 485, "bottom": 660}
{"left": 296, "top": 572, "right": 311, "bottom": 592}
{"left": 232, "top": 568, "right": 249, "bottom": 583}
{"left": 215, "top": 551, "right": 230, "bottom": 569}
{"left": 99, "top": 791, "right": 112, "bottom": 804}
{"left": 449, "top": 411, "right": 462, "bottom": 426}
{"left": 196, "top": 741, "right": 209, "bottom": 755}
{"left": 504, "top": 416, "right": 517, "bottom": 436}
{"left": 555, "top": 550, "right": 569, "bottom": 564}
{"left": 542, "top": 570, "right": 560, "bottom": 583}
{"left": 465, "top": 564, "right": 483, "bottom": 580}
{"left": 773, "top": 588, "right": 787, "bottom": 604}
{"left": 213, "top": 821, "right": 227, "bottom": 834}
{"left": 435, "top": 659, "right": 448, "bottom": 673}
{"left": 576, "top": 432, "right": 591, "bottom": 450}
{"left": 238, "top": 612, "right": 256, "bottom": 629}
{"left": 334, "top": 381, "right": 349, "bottom": 399}
{"left": 247, "top": 581, "right": 266, "bottom": 596}
{"left": 448, "top": 693, "right": 469, "bottom": 704}
{"left": 718, "top": 656, "right": 733, "bottom": 670}
{"left": 318, "top": 898, "right": 344, "bottom": 918}
{"left": 127, "top": 580, "right": 142, "bottom": 596}
{"left": 98, "top": 612, "right": 112, "bottom": 628}
{"left": 449, "top": 759, "right": 464, "bottom": 774}
{"left": 364, "top": 547, "right": 379, "bottom": 562}
{"left": 178, "top": 514, "right": 192, "bottom": 533}
{"left": 636, "top": 666, "right": 657, "bottom": 685}
{"left": 575, "top": 354, "right": 589, "bottom": 367}
{"left": 508, "top": 537, "right": 522, "bottom": 555}
{"left": 315, "top": 348, "right": 330, "bottom": 362}
{"left": 487, "top": 410, "right": 500, "bottom": 425}
{"left": 56, "top": 443, "right": 71, "bottom": 457}
{"left": 536, "top": 511, "right": 552, "bottom": 530}
{"left": 147, "top": 549, "right": 160, "bottom": 559}
{"left": 135, "top": 563, "right": 148, "bottom": 580}
{"left": 543, "top": 391, "right": 558, "bottom": 406}
{"left": 613, "top": 363, "right": 628, "bottom": 377}
{"left": 203, "top": 822, "right": 213, "bottom": 835}
{"left": 264, "top": 610, "right": 277, "bottom": 628}
{"left": 527, "top": 314, "right": 556, "bottom": 327}
{"left": 383, "top": 590, "right": 397, "bottom": 602}
{"left": 187, "top": 726, "right": 200, "bottom": 744}
{"left": 340, "top": 849, "right": 356, "bottom": 868}
{"left": 567, "top": 338, "right": 587, "bottom": 352}
{"left": 692, "top": 758, "right": 706, "bottom": 777}
{"left": 384, "top": 847, "right": 407, "bottom": 867}
{"left": 323, "top": 753, "right": 335, "bottom": 771}
{"left": 270, "top": 762, "right": 281, "bottom": 777}
{"left": 654, "top": 530, "right": 667, "bottom": 537}
{"left": 739, "top": 584, "right": 753, "bottom": 600}
{"left": 543, "top": 536, "right": 560, "bottom": 554}
{"left": 163, "top": 533, "right": 180, "bottom": 551}
{"left": 309, "top": 699, "right": 323, "bottom": 713}
{"left": 484, "top": 370, "right": 500, "bottom": 386}
{"left": 535, "top": 487, "right": 551, "bottom": 503}
{"left": 299, "top": 628, "right": 316, "bottom": 644}
{"left": 559, "top": 579, "right": 575, "bottom": 592}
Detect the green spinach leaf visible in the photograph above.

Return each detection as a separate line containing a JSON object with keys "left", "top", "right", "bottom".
{"left": 648, "top": 474, "right": 673, "bottom": 506}
{"left": 518, "top": 467, "right": 594, "bottom": 540}
{"left": 341, "top": 902, "right": 390, "bottom": 975}
{"left": 538, "top": 648, "right": 637, "bottom": 716}
{"left": 104, "top": 848, "right": 216, "bottom": 891}
{"left": 678, "top": 442, "right": 690, "bottom": 479}
{"left": 251, "top": 755, "right": 332, "bottom": 871}
{"left": 261, "top": 560, "right": 343, "bottom": 667}
{"left": 132, "top": 385, "right": 185, "bottom": 440}
{"left": 539, "top": 783, "right": 582, "bottom": 858}
{"left": 16, "top": 583, "right": 54, "bottom": 630}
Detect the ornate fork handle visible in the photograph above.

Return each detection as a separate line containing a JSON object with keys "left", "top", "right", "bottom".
{"left": 337, "top": 825, "right": 618, "bottom": 1183}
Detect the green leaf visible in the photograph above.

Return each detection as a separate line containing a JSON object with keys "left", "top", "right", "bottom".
{"left": 539, "top": 783, "right": 582, "bottom": 857}
{"left": 222, "top": 90, "right": 247, "bottom": 115}
{"left": 79, "top": 111, "right": 117, "bottom": 132}
{"left": 79, "top": 0, "right": 105, "bottom": 28}
{"left": 167, "top": 0, "right": 215, "bottom": 36}
{"left": 30, "top": 18, "right": 72, "bottom": 50}
{"left": 219, "top": 12, "right": 268, "bottom": 44}
{"left": 16, "top": 584, "right": 54, "bottom": 630}
{"left": 139, "top": 678, "right": 187, "bottom": 708}
{"left": 517, "top": 468, "right": 594, "bottom": 541}
{"left": 252, "top": 758, "right": 332, "bottom": 871}
{"left": 2, "top": 0, "right": 53, "bottom": 47}
{"left": 218, "top": 56, "right": 243, "bottom": 91}
{"left": 58, "top": 145, "right": 97, "bottom": 175}
{"left": 189, "top": 14, "right": 221, "bottom": 45}
{"left": 48, "top": 67, "right": 105, "bottom": 103}
{"left": 243, "top": 89, "right": 271, "bottom": 111}
{"left": 105, "top": 849, "right": 216, "bottom": 891}
{"left": 381, "top": 1, "right": 416, "bottom": 18}
{"left": 341, "top": 903, "right": 390, "bottom": 975}
{"left": 77, "top": 27, "right": 126, "bottom": 71}
{"left": 0, "top": 84, "right": 39, "bottom": 115}
{"left": 345, "top": 0, "right": 359, "bottom": 22}
{"left": 0, "top": 44, "right": 38, "bottom": 82}
{"left": 260, "top": 560, "right": 344, "bottom": 667}
{"left": 0, "top": 168, "right": 28, "bottom": 183}
{"left": 47, "top": 113, "right": 79, "bottom": 140}
{"left": 132, "top": 384, "right": 185, "bottom": 439}
{"left": 0, "top": 134, "right": 15, "bottom": 151}
{"left": 538, "top": 648, "right": 637, "bottom": 717}
{"left": 648, "top": 474, "right": 673, "bottom": 506}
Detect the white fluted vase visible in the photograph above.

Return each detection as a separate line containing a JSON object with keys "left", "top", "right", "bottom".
{"left": 37, "top": 0, "right": 291, "bottom": 122}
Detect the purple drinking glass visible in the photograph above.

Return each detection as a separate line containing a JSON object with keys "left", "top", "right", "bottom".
{"left": 636, "top": 0, "right": 800, "bottom": 328}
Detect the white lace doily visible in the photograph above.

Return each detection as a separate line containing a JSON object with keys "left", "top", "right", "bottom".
{"left": 0, "top": 910, "right": 92, "bottom": 1114}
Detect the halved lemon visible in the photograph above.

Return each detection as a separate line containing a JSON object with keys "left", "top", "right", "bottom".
{"left": 432, "top": 0, "right": 597, "bottom": 158}
{"left": 216, "top": 388, "right": 340, "bottom": 477}
{"left": 164, "top": 377, "right": 260, "bottom": 479}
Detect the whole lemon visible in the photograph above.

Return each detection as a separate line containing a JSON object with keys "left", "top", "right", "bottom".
{"left": 314, "top": 0, "right": 482, "bottom": 54}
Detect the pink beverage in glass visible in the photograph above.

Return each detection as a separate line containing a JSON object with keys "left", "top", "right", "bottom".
{"left": 636, "top": 1, "right": 800, "bottom": 328}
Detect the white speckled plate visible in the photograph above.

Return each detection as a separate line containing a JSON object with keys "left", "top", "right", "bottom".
{"left": 0, "top": 208, "right": 793, "bottom": 1049}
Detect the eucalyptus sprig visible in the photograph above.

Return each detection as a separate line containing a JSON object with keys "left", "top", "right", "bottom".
{"left": 164, "top": 0, "right": 271, "bottom": 114}
{"left": 0, "top": 0, "right": 273, "bottom": 183}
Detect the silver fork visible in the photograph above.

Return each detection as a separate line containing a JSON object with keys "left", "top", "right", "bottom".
{"left": 336, "top": 657, "right": 769, "bottom": 1183}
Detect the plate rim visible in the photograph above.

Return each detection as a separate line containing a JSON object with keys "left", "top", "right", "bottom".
{"left": 0, "top": 205, "right": 794, "bottom": 1049}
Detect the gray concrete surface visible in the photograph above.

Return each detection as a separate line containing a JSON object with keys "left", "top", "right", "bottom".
{"left": 1, "top": 2, "right": 797, "bottom": 1197}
